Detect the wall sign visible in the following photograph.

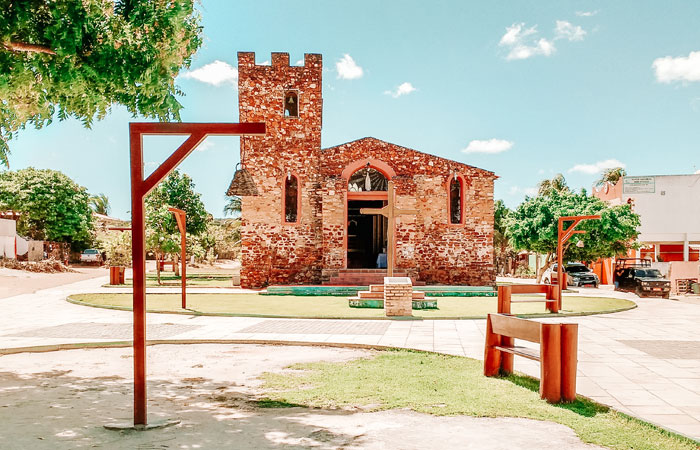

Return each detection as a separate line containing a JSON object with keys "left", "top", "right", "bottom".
{"left": 623, "top": 176, "right": 655, "bottom": 194}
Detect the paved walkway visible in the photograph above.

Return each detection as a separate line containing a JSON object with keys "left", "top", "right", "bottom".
{"left": 0, "top": 276, "right": 698, "bottom": 441}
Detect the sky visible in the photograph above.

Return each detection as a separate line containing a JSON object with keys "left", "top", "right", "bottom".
{"left": 5, "top": 1, "right": 700, "bottom": 219}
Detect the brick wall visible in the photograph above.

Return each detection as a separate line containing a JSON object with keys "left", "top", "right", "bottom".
{"left": 237, "top": 53, "right": 496, "bottom": 288}
{"left": 238, "top": 52, "right": 324, "bottom": 288}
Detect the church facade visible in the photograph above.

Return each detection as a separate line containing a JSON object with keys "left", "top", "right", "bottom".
{"left": 230, "top": 52, "right": 496, "bottom": 288}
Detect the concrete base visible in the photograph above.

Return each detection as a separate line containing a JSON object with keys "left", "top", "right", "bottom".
{"left": 348, "top": 298, "right": 438, "bottom": 309}
{"left": 104, "top": 418, "right": 180, "bottom": 431}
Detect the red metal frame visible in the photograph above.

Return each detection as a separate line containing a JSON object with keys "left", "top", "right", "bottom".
{"left": 168, "top": 207, "right": 187, "bottom": 309}
{"left": 129, "top": 122, "right": 264, "bottom": 426}
{"left": 556, "top": 215, "right": 601, "bottom": 310}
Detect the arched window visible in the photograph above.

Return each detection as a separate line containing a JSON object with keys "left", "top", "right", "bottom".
{"left": 348, "top": 167, "right": 388, "bottom": 192}
{"left": 284, "top": 174, "right": 299, "bottom": 223}
{"left": 284, "top": 90, "right": 298, "bottom": 117}
{"left": 449, "top": 176, "right": 463, "bottom": 224}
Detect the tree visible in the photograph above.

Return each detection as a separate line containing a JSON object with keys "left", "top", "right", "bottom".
{"left": 596, "top": 167, "right": 627, "bottom": 187}
{"left": 0, "top": 168, "right": 94, "bottom": 249}
{"left": 223, "top": 196, "right": 241, "bottom": 217}
{"left": 0, "top": 0, "right": 203, "bottom": 166}
{"left": 88, "top": 193, "right": 111, "bottom": 216}
{"left": 493, "top": 200, "right": 517, "bottom": 275}
{"left": 145, "top": 170, "right": 209, "bottom": 282}
{"left": 506, "top": 189, "right": 640, "bottom": 282}
{"left": 537, "top": 173, "right": 571, "bottom": 197}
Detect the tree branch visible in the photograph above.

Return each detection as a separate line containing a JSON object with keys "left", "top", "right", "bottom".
{"left": 4, "top": 41, "right": 56, "bottom": 55}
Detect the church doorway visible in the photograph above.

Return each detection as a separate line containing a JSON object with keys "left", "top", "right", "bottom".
{"left": 347, "top": 200, "right": 388, "bottom": 268}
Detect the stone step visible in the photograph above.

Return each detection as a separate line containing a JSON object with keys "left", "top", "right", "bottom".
{"left": 358, "top": 290, "right": 425, "bottom": 300}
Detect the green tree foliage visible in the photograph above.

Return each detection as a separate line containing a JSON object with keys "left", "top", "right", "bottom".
{"left": 0, "top": 167, "right": 94, "bottom": 249}
{"left": 223, "top": 196, "right": 241, "bottom": 217}
{"left": 537, "top": 173, "right": 571, "bottom": 197}
{"left": 145, "top": 170, "right": 209, "bottom": 280}
{"left": 506, "top": 189, "right": 640, "bottom": 281}
{"left": 88, "top": 193, "right": 110, "bottom": 215}
{"left": 494, "top": 200, "right": 517, "bottom": 275}
{"left": 103, "top": 231, "right": 131, "bottom": 267}
{"left": 596, "top": 167, "right": 627, "bottom": 187}
{"left": 0, "top": 0, "right": 203, "bottom": 166}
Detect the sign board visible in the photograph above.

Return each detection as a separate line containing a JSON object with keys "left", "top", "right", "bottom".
{"left": 623, "top": 176, "right": 655, "bottom": 194}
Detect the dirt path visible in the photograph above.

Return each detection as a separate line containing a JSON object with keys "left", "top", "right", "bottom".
{"left": 0, "top": 344, "right": 603, "bottom": 449}
{"left": 0, "top": 266, "right": 107, "bottom": 299}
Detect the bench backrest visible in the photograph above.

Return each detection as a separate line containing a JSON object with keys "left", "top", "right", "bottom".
{"left": 488, "top": 313, "right": 541, "bottom": 343}
{"left": 509, "top": 284, "right": 550, "bottom": 294}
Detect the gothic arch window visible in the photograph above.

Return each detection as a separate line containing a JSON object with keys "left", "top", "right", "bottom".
{"left": 449, "top": 175, "right": 464, "bottom": 225}
{"left": 348, "top": 167, "right": 388, "bottom": 192}
{"left": 284, "top": 173, "right": 299, "bottom": 223}
{"left": 284, "top": 90, "right": 298, "bottom": 117}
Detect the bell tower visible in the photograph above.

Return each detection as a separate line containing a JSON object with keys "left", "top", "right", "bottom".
{"left": 234, "top": 52, "right": 324, "bottom": 288}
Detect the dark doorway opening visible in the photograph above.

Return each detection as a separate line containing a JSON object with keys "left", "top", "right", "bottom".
{"left": 347, "top": 200, "right": 387, "bottom": 268}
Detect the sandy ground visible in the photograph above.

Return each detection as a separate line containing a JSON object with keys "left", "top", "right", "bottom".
{"left": 0, "top": 344, "right": 603, "bottom": 450}
{"left": 0, "top": 266, "right": 108, "bottom": 299}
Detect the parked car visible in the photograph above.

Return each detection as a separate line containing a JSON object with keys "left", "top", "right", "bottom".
{"left": 80, "top": 248, "right": 102, "bottom": 265}
{"left": 616, "top": 266, "right": 671, "bottom": 299}
{"left": 542, "top": 263, "right": 599, "bottom": 287}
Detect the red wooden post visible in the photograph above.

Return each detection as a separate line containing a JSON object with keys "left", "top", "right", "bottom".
{"left": 129, "top": 122, "right": 265, "bottom": 426}
{"left": 556, "top": 215, "right": 601, "bottom": 311}
{"left": 496, "top": 286, "right": 514, "bottom": 373}
{"left": 483, "top": 314, "right": 501, "bottom": 376}
{"left": 560, "top": 323, "right": 579, "bottom": 402}
{"left": 540, "top": 323, "right": 562, "bottom": 402}
{"left": 168, "top": 208, "right": 187, "bottom": 309}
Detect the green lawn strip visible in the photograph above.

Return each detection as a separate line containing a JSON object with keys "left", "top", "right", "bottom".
{"left": 67, "top": 293, "right": 635, "bottom": 319}
{"left": 260, "top": 350, "right": 696, "bottom": 450}
{"left": 104, "top": 273, "right": 233, "bottom": 288}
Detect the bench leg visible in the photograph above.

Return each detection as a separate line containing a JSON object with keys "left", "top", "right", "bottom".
{"left": 497, "top": 285, "right": 512, "bottom": 314}
{"left": 561, "top": 324, "right": 578, "bottom": 402}
{"left": 484, "top": 315, "right": 501, "bottom": 377}
{"left": 540, "top": 323, "right": 562, "bottom": 403}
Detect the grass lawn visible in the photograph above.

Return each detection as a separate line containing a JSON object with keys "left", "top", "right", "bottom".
{"left": 108, "top": 273, "right": 233, "bottom": 288}
{"left": 260, "top": 350, "right": 697, "bottom": 450}
{"left": 68, "top": 293, "right": 635, "bottom": 319}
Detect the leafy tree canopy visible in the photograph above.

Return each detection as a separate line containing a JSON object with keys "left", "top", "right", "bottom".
{"left": 145, "top": 169, "right": 209, "bottom": 250}
{"left": 596, "top": 167, "right": 627, "bottom": 187}
{"left": 223, "top": 195, "right": 241, "bottom": 217}
{"left": 0, "top": 167, "right": 94, "bottom": 249}
{"left": 506, "top": 189, "right": 640, "bottom": 278}
{"left": 88, "top": 193, "right": 110, "bottom": 215}
{"left": 0, "top": 0, "right": 203, "bottom": 166}
{"left": 537, "top": 173, "right": 571, "bottom": 197}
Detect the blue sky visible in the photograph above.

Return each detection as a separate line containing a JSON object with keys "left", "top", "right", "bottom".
{"left": 5, "top": 1, "right": 700, "bottom": 219}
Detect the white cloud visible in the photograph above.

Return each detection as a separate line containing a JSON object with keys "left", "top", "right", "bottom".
{"left": 499, "top": 23, "right": 555, "bottom": 60}
{"left": 652, "top": 51, "right": 700, "bottom": 83}
{"left": 384, "top": 82, "right": 416, "bottom": 98}
{"left": 195, "top": 139, "right": 215, "bottom": 152}
{"left": 295, "top": 59, "right": 304, "bottom": 66}
{"left": 555, "top": 20, "right": 586, "bottom": 41}
{"left": 509, "top": 186, "right": 538, "bottom": 196}
{"left": 181, "top": 60, "right": 238, "bottom": 86}
{"left": 463, "top": 138, "right": 514, "bottom": 154}
{"left": 336, "top": 54, "right": 364, "bottom": 79}
{"left": 576, "top": 10, "right": 598, "bottom": 17}
{"left": 259, "top": 60, "right": 270, "bottom": 66}
{"left": 695, "top": 169, "right": 700, "bottom": 174}
{"left": 568, "top": 159, "right": 626, "bottom": 175}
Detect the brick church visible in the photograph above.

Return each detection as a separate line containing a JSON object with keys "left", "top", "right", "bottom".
{"left": 229, "top": 52, "right": 496, "bottom": 288}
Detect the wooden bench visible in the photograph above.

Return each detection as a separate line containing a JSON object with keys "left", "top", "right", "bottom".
{"left": 157, "top": 259, "right": 176, "bottom": 271}
{"left": 484, "top": 313, "right": 578, "bottom": 403}
{"left": 498, "top": 284, "right": 559, "bottom": 314}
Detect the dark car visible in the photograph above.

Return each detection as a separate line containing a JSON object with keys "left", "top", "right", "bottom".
{"left": 543, "top": 263, "right": 599, "bottom": 287}
{"left": 616, "top": 267, "right": 671, "bottom": 298}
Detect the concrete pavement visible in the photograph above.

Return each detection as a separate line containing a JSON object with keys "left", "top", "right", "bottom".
{"left": 0, "top": 275, "right": 698, "bottom": 441}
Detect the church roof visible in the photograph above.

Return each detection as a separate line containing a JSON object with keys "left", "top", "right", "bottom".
{"left": 322, "top": 137, "right": 497, "bottom": 178}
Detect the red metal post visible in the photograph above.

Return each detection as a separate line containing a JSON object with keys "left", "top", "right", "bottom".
{"left": 129, "top": 122, "right": 264, "bottom": 426}
{"left": 168, "top": 207, "right": 187, "bottom": 309}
